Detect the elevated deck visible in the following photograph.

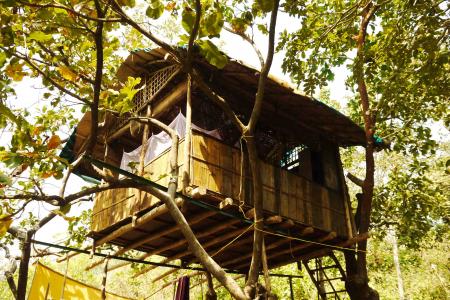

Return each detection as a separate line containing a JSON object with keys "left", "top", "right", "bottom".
{"left": 89, "top": 198, "right": 353, "bottom": 272}
{"left": 89, "top": 131, "right": 354, "bottom": 271}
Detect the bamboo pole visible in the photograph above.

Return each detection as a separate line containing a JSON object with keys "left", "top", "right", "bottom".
{"left": 182, "top": 75, "right": 192, "bottom": 191}
{"left": 137, "top": 106, "right": 152, "bottom": 212}
{"left": 100, "top": 258, "right": 109, "bottom": 300}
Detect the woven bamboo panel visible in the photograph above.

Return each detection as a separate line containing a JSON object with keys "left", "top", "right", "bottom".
{"left": 92, "top": 131, "right": 347, "bottom": 236}
{"left": 92, "top": 140, "right": 185, "bottom": 232}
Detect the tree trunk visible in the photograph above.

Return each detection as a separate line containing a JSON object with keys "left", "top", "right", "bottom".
{"left": 345, "top": 3, "right": 380, "bottom": 300}
{"left": 391, "top": 230, "right": 405, "bottom": 300}
{"left": 16, "top": 233, "right": 31, "bottom": 300}
{"left": 245, "top": 137, "right": 264, "bottom": 293}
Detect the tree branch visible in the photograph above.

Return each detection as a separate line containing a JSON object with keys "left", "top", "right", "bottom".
{"left": 186, "top": 0, "right": 202, "bottom": 67}
{"left": 224, "top": 26, "right": 264, "bottom": 68}
{"left": 245, "top": 0, "right": 280, "bottom": 292}
{"left": 17, "top": 1, "right": 121, "bottom": 22}
{"left": 85, "top": 0, "right": 105, "bottom": 154}
{"left": 105, "top": 0, "right": 180, "bottom": 61}
{"left": 0, "top": 47, "right": 91, "bottom": 104}
{"left": 346, "top": 172, "right": 364, "bottom": 187}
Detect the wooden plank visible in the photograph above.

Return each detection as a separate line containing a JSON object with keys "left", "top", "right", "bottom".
{"left": 108, "top": 218, "right": 241, "bottom": 272}
{"left": 224, "top": 226, "right": 314, "bottom": 269}
{"left": 94, "top": 198, "right": 184, "bottom": 245}
{"left": 280, "top": 171, "right": 290, "bottom": 218}
{"left": 134, "top": 226, "right": 251, "bottom": 277}
{"left": 87, "top": 210, "right": 215, "bottom": 271}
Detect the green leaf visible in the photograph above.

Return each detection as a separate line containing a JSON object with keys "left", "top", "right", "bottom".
{"left": 146, "top": 0, "right": 165, "bottom": 19}
{"left": 0, "top": 170, "right": 12, "bottom": 186}
{"left": 257, "top": 24, "right": 268, "bottom": 35}
{"left": 182, "top": 8, "right": 196, "bottom": 34}
{"left": 0, "top": 215, "right": 13, "bottom": 238}
{"left": 0, "top": 52, "right": 6, "bottom": 67}
{"left": 197, "top": 40, "right": 228, "bottom": 69}
{"left": 29, "top": 31, "right": 53, "bottom": 42}
{"left": 254, "top": 0, "right": 274, "bottom": 13}
{"left": 117, "top": 0, "right": 136, "bottom": 7}
{"left": 200, "top": 10, "right": 224, "bottom": 37}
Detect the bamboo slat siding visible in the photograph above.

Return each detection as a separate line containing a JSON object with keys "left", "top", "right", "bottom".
{"left": 92, "top": 132, "right": 347, "bottom": 236}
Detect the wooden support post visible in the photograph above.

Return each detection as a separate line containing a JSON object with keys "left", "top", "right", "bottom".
{"left": 205, "top": 271, "right": 217, "bottom": 300}
{"left": 86, "top": 210, "right": 215, "bottom": 271}
{"left": 90, "top": 241, "right": 95, "bottom": 259}
{"left": 136, "top": 106, "right": 152, "bottom": 212}
{"left": 289, "top": 277, "right": 294, "bottom": 300}
{"left": 101, "top": 258, "right": 109, "bottom": 300}
{"left": 182, "top": 76, "right": 192, "bottom": 192}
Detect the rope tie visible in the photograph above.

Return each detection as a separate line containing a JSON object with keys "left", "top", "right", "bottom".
{"left": 211, "top": 223, "right": 254, "bottom": 258}
{"left": 254, "top": 227, "right": 366, "bottom": 253}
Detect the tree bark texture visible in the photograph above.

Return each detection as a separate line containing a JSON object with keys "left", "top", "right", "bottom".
{"left": 345, "top": 2, "right": 380, "bottom": 300}
{"left": 16, "top": 233, "right": 31, "bottom": 300}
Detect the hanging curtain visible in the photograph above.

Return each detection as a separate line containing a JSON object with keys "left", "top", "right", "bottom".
{"left": 174, "top": 276, "right": 190, "bottom": 300}
{"left": 120, "top": 112, "right": 221, "bottom": 173}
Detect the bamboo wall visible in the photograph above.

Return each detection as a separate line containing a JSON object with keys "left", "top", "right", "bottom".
{"left": 92, "top": 132, "right": 348, "bottom": 236}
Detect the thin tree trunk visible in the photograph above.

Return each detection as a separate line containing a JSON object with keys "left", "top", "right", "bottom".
{"left": 16, "top": 233, "right": 31, "bottom": 300}
{"left": 345, "top": 2, "right": 380, "bottom": 300}
{"left": 391, "top": 230, "right": 405, "bottom": 300}
{"left": 245, "top": 138, "right": 264, "bottom": 292}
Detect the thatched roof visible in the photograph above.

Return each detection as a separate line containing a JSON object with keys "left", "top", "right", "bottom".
{"left": 117, "top": 48, "right": 366, "bottom": 147}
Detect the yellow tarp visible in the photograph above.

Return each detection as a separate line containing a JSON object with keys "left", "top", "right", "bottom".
{"left": 28, "top": 262, "right": 134, "bottom": 300}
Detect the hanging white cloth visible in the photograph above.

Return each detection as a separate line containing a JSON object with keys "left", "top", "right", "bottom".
{"left": 120, "top": 112, "right": 221, "bottom": 172}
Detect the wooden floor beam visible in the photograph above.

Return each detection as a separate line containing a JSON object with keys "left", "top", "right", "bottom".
{"left": 133, "top": 226, "right": 251, "bottom": 277}
{"left": 270, "top": 233, "right": 369, "bottom": 270}
{"left": 221, "top": 227, "right": 314, "bottom": 268}
{"left": 108, "top": 218, "right": 241, "bottom": 272}
{"left": 86, "top": 210, "right": 215, "bottom": 271}
{"left": 94, "top": 199, "right": 184, "bottom": 248}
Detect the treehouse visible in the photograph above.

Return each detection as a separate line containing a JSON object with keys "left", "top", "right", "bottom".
{"left": 62, "top": 47, "right": 366, "bottom": 274}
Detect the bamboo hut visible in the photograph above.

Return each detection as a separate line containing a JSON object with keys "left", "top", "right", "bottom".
{"left": 62, "top": 47, "right": 366, "bottom": 273}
